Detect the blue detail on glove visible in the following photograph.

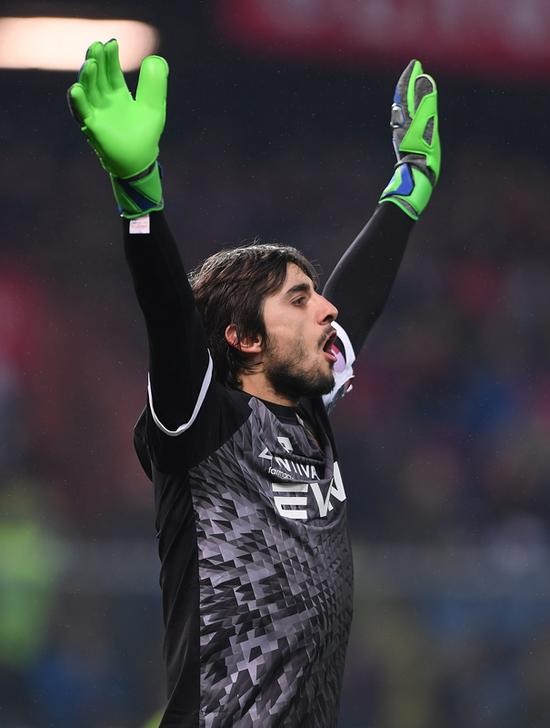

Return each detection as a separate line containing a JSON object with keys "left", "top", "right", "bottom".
{"left": 390, "top": 164, "right": 414, "bottom": 196}
{"left": 117, "top": 178, "right": 160, "bottom": 213}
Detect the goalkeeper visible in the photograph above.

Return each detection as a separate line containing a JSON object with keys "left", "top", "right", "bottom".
{"left": 68, "top": 41, "right": 440, "bottom": 727}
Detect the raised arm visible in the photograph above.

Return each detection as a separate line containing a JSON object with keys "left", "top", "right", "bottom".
{"left": 323, "top": 60, "right": 440, "bottom": 356}
{"left": 68, "top": 41, "right": 212, "bottom": 438}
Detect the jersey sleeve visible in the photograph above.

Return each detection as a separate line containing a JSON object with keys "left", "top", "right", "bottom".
{"left": 124, "top": 212, "right": 217, "bottom": 472}
{"left": 321, "top": 203, "right": 414, "bottom": 410}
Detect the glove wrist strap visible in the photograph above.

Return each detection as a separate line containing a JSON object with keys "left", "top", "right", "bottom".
{"left": 111, "top": 161, "right": 164, "bottom": 219}
{"left": 379, "top": 164, "right": 433, "bottom": 221}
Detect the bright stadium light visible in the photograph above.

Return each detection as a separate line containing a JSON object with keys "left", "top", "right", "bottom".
{"left": 0, "top": 17, "right": 159, "bottom": 71}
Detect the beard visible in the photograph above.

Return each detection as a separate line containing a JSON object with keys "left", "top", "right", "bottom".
{"left": 263, "top": 337, "right": 335, "bottom": 401}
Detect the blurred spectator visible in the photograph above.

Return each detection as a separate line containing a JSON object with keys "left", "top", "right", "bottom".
{"left": 0, "top": 478, "right": 67, "bottom": 724}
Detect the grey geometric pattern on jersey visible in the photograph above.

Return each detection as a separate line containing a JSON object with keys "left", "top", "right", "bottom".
{"left": 189, "top": 397, "right": 354, "bottom": 727}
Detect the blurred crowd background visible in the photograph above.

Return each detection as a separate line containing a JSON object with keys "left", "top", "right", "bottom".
{"left": 3, "top": 1, "right": 550, "bottom": 726}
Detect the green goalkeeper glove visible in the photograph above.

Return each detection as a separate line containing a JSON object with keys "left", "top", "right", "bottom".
{"left": 67, "top": 39, "right": 168, "bottom": 219}
{"left": 379, "top": 59, "right": 440, "bottom": 220}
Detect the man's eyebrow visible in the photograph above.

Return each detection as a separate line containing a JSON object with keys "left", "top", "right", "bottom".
{"left": 283, "top": 282, "right": 314, "bottom": 297}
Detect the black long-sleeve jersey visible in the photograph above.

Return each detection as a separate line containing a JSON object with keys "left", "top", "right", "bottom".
{"left": 125, "top": 206, "right": 413, "bottom": 727}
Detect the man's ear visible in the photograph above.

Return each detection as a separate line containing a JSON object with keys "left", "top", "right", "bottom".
{"left": 225, "top": 324, "right": 262, "bottom": 354}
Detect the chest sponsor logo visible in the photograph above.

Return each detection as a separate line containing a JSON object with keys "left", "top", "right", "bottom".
{"left": 259, "top": 438, "right": 293, "bottom": 460}
{"left": 277, "top": 436, "right": 293, "bottom": 453}
{"left": 271, "top": 461, "right": 346, "bottom": 520}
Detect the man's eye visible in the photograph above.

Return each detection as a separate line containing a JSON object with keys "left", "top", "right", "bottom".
{"left": 292, "top": 297, "right": 305, "bottom": 306}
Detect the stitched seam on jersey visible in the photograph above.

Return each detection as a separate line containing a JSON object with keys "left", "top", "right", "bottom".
{"left": 147, "top": 351, "right": 213, "bottom": 436}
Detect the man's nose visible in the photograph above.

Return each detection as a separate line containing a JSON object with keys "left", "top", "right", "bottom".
{"left": 318, "top": 294, "right": 338, "bottom": 323}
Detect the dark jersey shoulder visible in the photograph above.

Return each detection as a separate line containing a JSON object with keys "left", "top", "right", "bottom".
{"left": 134, "top": 379, "right": 339, "bottom": 482}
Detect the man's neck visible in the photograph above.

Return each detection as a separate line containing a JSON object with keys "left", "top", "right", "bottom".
{"left": 238, "top": 373, "right": 298, "bottom": 408}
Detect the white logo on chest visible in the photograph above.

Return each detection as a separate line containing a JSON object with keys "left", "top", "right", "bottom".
{"left": 271, "top": 461, "right": 346, "bottom": 520}
{"left": 277, "top": 436, "right": 293, "bottom": 453}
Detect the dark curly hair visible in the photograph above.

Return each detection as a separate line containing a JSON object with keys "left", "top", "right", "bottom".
{"left": 189, "top": 242, "right": 318, "bottom": 388}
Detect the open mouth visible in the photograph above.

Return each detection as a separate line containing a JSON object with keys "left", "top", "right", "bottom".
{"left": 322, "top": 330, "right": 338, "bottom": 363}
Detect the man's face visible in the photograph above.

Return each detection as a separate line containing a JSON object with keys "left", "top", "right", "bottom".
{"left": 261, "top": 263, "right": 339, "bottom": 401}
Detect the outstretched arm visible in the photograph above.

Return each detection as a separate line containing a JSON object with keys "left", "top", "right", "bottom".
{"left": 68, "top": 41, "right": 212, "bottom": 438}
{"left": 323, "top": 60, "right": 440, "bottom": 356}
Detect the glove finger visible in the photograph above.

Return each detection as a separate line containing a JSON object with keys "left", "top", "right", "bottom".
{"left": 404, "top": 72, "right": 440, "bottom": 183}
{"left": 136, "top": 55, "right": 169, "bottom": 109}
{"left": 392, "top": 58, "right": 422, "bottom": 126}
{"left": 391, "top": 59, "right": 423, "bottom": 128}
{"left": 414, "top": 74, "right": 435, "bottom": 106}
{"left": 414, "top": 74, "right": 437, "bottom": 145}
{"left": 86, "top": 41, "right": 110, "bottom": 98}
{"left": 78, "top": 58, "right": 101, "bottom": 108}
{"left": 104, "top": 38, "right": 128, "bottom": 92}
{"left": 67, "top": 83, "right": 93, "bottom": 126}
